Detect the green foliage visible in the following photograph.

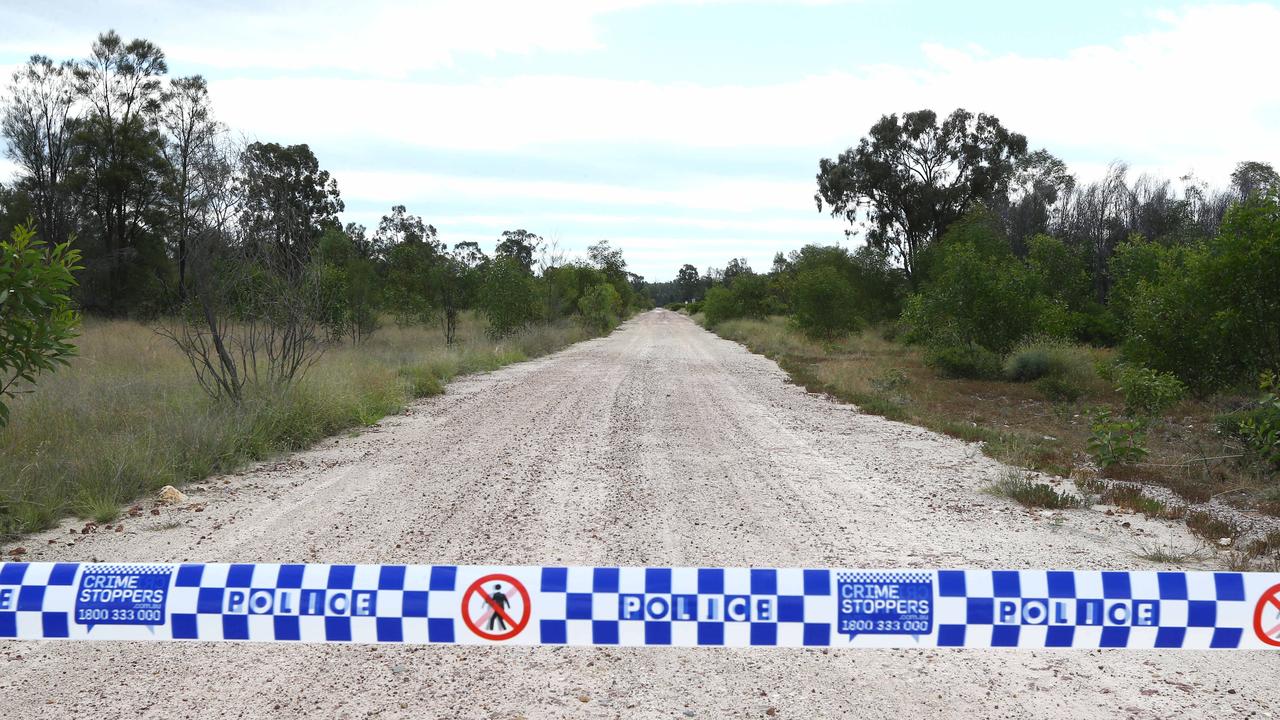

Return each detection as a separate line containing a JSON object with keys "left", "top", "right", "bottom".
{"left": 312, "top": 227, "right": 380, "bottom": 344}
{"left": 902, "top": 216, "right": 1038, "bottom": 356}
{"left": 1236, "top": 371, "right": 1280, "bottom": 469}
{"left": 791, "top": 265, "right": 860, "bottom": 338}
{"left": 1087, "top": 410, "right": 1149, "bottom": 469}
{"left": 238, "top": 141, "right": 344, "bottom": 260}
{"left": 1115, "top": 363, "right": 1186, "bottom": 416}
{"left": 1004, "top": 337, "right": 1096, "bottom": 400}
{"left": 1122, "top": 195, "right": 1280, "bottom": 394}
{"left": 384, "top": 236, "right": 441, "bottom": 327}
{"left": 0, "top": 223, "right": 83, "bottom": 426}
{"left": 701, "top": 285, "right": 736, "bottom": 326}
{"left": 700, "top": 274, "right": 773, "bottom": 327}
{"left": 479, "top": 256, "right": 540, "bottom": 338}
{"left": 577, "top": 283, "right": 622, "bottom": 333}
{"left": 1004, "top": 346, "right": 1052, "bottom": 382}
{"left": 923, "top": 344, "right": 1001, "bottom": 380}
{"left": 815, "top": 108, "right": 1029, "bottom": 286}
{"left": 398, "top": 365, "right": 444, "bottom": 398}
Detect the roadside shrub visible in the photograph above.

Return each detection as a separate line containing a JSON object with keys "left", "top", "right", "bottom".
{"left": 1122, "top": 195, "right": 1280, "bottom": 394}
{"left": 479, "top": 257, "right": 541, "bottom": 338}
{"left": 924, "top": 344, "right": 1001, "bottom": 380}
{"left": 1087, "top": 410, "right": 1149, "bottom": 469}
{"left": 1115, "top": 363, "right": 1186, "bottom": 416}
{"left": 903, "top": 220, "right": 1039, "bottom": 355}
{"left": 1004, "top": 337, "right": 1097, "bottom": 401}
{"left": 685, "top": 300, "right": 703, "bottom": 315}
{"left": 1004, "top": 346, "right": 1052, "bottom": 382}
{"left": 791, "top": 266, "right": 860, "bottom": 339}
{"left": 701, "top": 286, "right": 736, "bottom": 327}
{"left": 1233, "top": 371, "right": 1280, "bottom": 469}
{"left": 578, "top": 283, "right": 622, "bottom": 333}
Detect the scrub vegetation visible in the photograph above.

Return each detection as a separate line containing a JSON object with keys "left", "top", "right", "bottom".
{"left": 650, "top": 109, "right": 1280, "bottom": 545}
{"left": 0, "top": 32, "right": 647, "bottom": 539}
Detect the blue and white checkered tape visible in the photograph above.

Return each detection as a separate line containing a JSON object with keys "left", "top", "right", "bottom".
{"left": 2, "top": 562, "right": 1278, "bottom": 649}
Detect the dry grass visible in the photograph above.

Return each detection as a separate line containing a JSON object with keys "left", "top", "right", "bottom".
{"left": 0, "top": 314, "right": 597, "bottom": 539}
{"left": 711, "top": 316, "right": 1272, "bottom": 518}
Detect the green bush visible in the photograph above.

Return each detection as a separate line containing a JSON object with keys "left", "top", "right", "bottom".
{"left": 701, "top": 286, "right": 736, "bottom": 326}
{"left": 1003, "top": 338, "right": 1096, "bottom": 401}
{"left": 1, "top": 223, "right": 83, "bottom": 426}
{"left": 1004, "top": 347, "right": 1052, "bottom": 381}
{"left": 1234, "top": 371, "right": 1280, "bottom": 469}
{"left": 578, "top": 283, "right": 622, "bottom": 333}
{"left": 924, "top": 344, "right": 1001, "bottom": 380}
{"left": 1115, "top": 363, "right": 1186, "bottom": 416}
{"left": 1087, "top": 410, "right": 1149, "bottom": 469}
{"left": 903, "top": 217, "right": 1039, "bottom": 355}
{"left": 791, "top": 266, "right": 860, "bottom": 339}
{"left": 479, "top": 257, "right": 541, "bottom": 338}
{"left": 1121, "top": 195, "right": 1280, "bottom": 394}
{"left": 699, "top": 274, "right": 778, "bottom": 327}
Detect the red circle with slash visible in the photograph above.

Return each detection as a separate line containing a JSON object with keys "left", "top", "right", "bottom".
{"left": 461, "top": 573, "right": 531, "bottom": 641}
{"left": 1253, "top": 583, "right": 1280, "bottom": 647}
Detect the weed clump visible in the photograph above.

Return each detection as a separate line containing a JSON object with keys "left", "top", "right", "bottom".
{"left": 990, "top": 471, "right": 1082, "bottom": 509}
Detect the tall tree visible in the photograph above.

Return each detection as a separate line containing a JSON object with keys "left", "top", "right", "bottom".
{"left": 1000, "top": 149, "right": 1074, "bottom": 254}
{"left": 495, "top": 228, "right": 541, "bottom": 272}
{"left": 1, "top": 55, "right": 79, "bottom": 246}
{"left": 68, "top": 30, "right": 170, "bottom": 311}
{"left": 375, "top": 204, "right": 438, "bottom": 256}
{"left": 815, "top": 108, "right": 1028, "bottom": 287}
{"left": 237, "top": 141, "right": 343, "bottom": 269}
{"left": 1232, "top": 161, "right": 1280, "bottom": 200}
{"left": 159, "top": 75, "right": 221, "bottom": 300}
{"left": 675, "top": 263, "right": 701, "bottom": 301}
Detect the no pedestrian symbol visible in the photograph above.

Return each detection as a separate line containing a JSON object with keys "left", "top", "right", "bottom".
{"left": 1254, "top": 583, "right": 1280, "bottom": 647}
{"left": 462, "top": 573, "right": 531, "bottom": 641}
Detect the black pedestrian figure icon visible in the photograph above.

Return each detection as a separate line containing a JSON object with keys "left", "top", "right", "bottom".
{"left": 487, "top": 583, "right": 511, "bottom": 631}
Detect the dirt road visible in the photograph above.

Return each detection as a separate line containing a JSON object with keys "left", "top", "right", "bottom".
{"left": 2, "top": 310, "right": 1274, "bottom": 718}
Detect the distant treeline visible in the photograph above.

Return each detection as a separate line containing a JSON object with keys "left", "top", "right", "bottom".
{"left": 0, "top": 31, "right": 648, "bottom": 319}
{"left": 664, "top": 109, "right": 1278, "bottom": 397}
{"left": 1, "top": 31, "right": 648, "bottom": 405}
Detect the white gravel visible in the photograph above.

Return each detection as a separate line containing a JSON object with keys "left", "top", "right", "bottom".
{"left": 2, "top": 309, "right": 1275, "bottom": 719}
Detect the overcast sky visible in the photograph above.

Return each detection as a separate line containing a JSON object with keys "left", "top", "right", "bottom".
{"left": 1, "top": 1, "right": 1277, "bottom": 280}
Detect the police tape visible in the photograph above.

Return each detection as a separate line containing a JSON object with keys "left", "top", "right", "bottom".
{"left": 2, "top": 562, "right": 1279, "bottom": 649}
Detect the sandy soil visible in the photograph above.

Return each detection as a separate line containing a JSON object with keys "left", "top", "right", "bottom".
{"left": 2, "top": 309, "right": 1276, "bottom": 719}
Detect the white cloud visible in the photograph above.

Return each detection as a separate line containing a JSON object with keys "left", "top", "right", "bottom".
{"left": 3, "top": 2, "right": 1276, "bottom": 278}
{"left": 199, "top": 3, "right": 1279, "bottom": 183}
{"left": 0, "top": 0, "right": 856, "bottom": 77}
{"left": 336, "top": 169, "right": 819, "bottom": 213}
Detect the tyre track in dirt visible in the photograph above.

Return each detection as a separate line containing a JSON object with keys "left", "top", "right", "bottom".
{"left": 1, "top": 309, "right": 1275, "bottom": 719}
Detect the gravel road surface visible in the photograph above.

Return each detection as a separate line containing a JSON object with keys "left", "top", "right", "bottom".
{"left": 2, "top": 310, "right": 1275, "bottom": 719}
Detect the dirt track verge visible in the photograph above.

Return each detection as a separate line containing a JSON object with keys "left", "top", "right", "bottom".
{"left": 1, "top": 310, "right": 1273, "bottom": 719}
